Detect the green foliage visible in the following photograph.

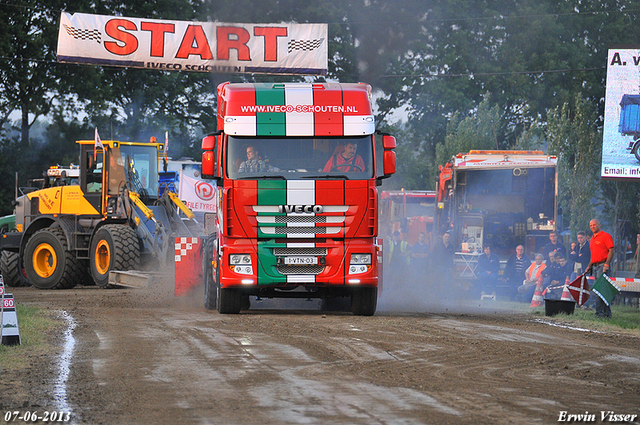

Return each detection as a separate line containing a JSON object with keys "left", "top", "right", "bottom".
{"left": 546, "top": 95, "right": 602, "bottom": 235}
{"left": 435, "top": 96, "right": 502, "bottom": 167}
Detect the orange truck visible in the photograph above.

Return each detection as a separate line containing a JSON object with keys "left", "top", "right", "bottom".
{"left": 200, "top": 82, "right": 397, "bottom": 315}
{"left": 436, "top": 150, "right": 559, "bottom": 260}
{"left": 379, "top": 190, "right": 436, "bottom": 245}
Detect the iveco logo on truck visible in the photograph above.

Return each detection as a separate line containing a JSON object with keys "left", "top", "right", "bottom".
{"left": 278, "top": 205, "right": 324, "bottom": 214}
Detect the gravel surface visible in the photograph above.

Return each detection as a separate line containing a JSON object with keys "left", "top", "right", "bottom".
{"left": 1, "top": 280, "right": 639, "bottom": 425}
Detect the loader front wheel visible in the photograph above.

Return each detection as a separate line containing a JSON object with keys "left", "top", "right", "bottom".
{"left": 90, "top": 224, "right": 140, "bottom": 288}
{"left": 0, "top": 251, "right": 29, "bottom": 287}
{"left": 25, "top": 227, "right": 82, "bottom": 289}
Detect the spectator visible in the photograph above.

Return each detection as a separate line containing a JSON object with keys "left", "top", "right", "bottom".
{"left": 585, "top": 219, "right": 615, "bottom": 318}
{"left": 410, "top": 232, "right": 430, "bottom": 275}
{"left": 542, "top": 231, "right": 566, "bottom": 263}
{"left": 570, "top": 230, "right": 590, "bottom": 278}
{"left": 504, "top": 245, "right": 532, "bottom": 300}
{"left": 387, "top": 230, "right": 410, "bottom": 282}
{"left": 518, "top": 253, "right": 547, "bottom": 302}
{"left": 544, "top": 253, "right": 573, "bottom": 300}
{"left": 432, "top": 232, "right": 455, "bottom": 284}
{"left": 476, "top": 245, "right": 500, "bottom": 298}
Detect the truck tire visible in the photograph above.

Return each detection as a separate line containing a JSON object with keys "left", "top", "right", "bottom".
{"left": 0, "top": 251, "right": 29, "bottom": 287}
{"left": 218, "top": 287, "right": 243, "bottom": 314}
{"left": 351, "top": 286, "right": 377, "bottom": 316}
{"left": 90, "top": 224, "right": 140, "bottom": 288}
{"left": 24, "top": 227, "right": 82, "bottom": 289}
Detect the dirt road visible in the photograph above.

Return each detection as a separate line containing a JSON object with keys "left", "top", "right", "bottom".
{"left": 2, "top": 282, "right": 639, "bottom": 425}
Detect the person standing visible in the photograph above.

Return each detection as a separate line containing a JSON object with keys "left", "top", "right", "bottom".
{"left": 570, "top": 230, "right": 591, "bottom": 278}
{"left": 410, "top": 232, "right": 431, "bottom": 275}
{"left": 585, "top": 219, "right": 615, "bottom": 318}
{"left": 541, "top": 231, "right": 566, "bottom": 263}
{"left": 432, "top": 232, "right": 454, "bottom": 284}
{"left": 387, "top": 230, "right": 410, "bottom": 283}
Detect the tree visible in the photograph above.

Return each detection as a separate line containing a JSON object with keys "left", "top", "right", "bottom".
{"left": 546, "top": 95, "right": 602, "bottom": 235}
{"left": 435, "top": 96, "right": 503, "bottom": 168}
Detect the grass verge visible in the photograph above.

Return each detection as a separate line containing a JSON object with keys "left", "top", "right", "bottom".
{"left": 0, "top": 304, "right": 65, "bottom": 370}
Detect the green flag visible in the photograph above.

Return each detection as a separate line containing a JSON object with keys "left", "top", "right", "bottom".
{"left": 591, "top": 274, "right": 621, "bottom": 306}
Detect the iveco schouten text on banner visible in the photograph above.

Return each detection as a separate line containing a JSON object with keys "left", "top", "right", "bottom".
{"left": 56, "top": 12, "right": 328, "bottom": 75}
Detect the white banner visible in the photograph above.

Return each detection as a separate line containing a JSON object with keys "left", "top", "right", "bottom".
{"left": 602, "top": 47, "right": 640, "bottom": 179}
{"left": 57, "top": 12, "right": 327, "bottom": 75}
{"left": 179, "top": 173, "right": 217, "bottom": 213}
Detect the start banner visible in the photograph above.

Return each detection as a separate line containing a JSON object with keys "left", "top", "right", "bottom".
{"left": 57, "top": 12, "right": 328, "bottom": 75}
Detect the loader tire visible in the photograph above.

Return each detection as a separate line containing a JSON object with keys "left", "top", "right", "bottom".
{"left": 0, "top": 251, "right": 29, "bottom": 287}
{"left": 24, "top": 227, "right": 82, "bottom": 289}
{"left": 90, "top": 224, "right": 140, "bottom": 288}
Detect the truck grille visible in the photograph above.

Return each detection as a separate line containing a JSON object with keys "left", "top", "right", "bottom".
{"left": 276, "top": 265, "right": 324, "bottom": 275}
{"left": 273, "top": 247, "right": 328, "bottom": 256}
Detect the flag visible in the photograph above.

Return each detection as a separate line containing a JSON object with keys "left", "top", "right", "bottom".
{"left": 165, "top": 131, "right": 169, "bottom": 153}
{"left": 568, "top": 273, "right": 590, "bottom": 306}
{"left": 591, "top": 273, "right": 621, "bottom": 307}
{"left": 94, "top": 127, "right": 104, "bottom": 161}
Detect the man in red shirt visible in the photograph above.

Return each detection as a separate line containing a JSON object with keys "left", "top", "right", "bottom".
{"left": 323, "top": 141, "right": 365, "bottom": 172}
{"left": 585, "top": 219, "right": 615, "bottom": 318}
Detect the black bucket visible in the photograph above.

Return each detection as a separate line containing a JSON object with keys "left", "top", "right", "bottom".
{"left": 544, "top": 299, "right": 576, "bottom": 316}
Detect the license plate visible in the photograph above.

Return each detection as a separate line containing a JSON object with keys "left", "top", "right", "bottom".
{"left": 283, "top": 256, "right": 318, "bottom": 265}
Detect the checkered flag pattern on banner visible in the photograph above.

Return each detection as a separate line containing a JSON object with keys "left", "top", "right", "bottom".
{"left": 591, "top": 273, "right": 621, "bottom": 307}
{"left": 288, "top": 38, "right": 324, "bottom": 53}
{"left": 63, "top": 24, "right": 101, "bottom": 43}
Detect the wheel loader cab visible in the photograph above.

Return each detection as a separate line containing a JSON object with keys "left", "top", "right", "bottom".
{"left": 79, "top": 141, "right": 162, "bottom": 216}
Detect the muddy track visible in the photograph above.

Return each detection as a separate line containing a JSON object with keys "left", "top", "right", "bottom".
{"left": 2, "top": 284, "right": 639, "bottom": 425}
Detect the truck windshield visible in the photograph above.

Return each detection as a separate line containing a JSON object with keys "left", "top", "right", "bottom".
{"left": 226, "top": 136, "right": 374, "bottom": 180}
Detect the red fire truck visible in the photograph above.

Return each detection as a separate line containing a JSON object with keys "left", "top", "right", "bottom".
{"left": 436, "top": 151, "right": 558, "bottom": 264}
{"left": 379, "top": 190, "right": 436, "bottom": 245}
{"left": 200, "top": 82, "right": 397, "bottom": 315}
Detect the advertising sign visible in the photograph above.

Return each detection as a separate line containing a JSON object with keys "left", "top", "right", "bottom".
{"left": 179, "top": 173, "right": 217, "bottom": 213}
{"left": 602, "top": 47, "right": 640, "bottom": 179}
{"left": 57, "top": 12, "right": 328, "bottom": 75}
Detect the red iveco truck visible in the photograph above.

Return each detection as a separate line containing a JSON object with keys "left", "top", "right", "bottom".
{"left": 200, "top": 82, "right": 396, "bottom": 315}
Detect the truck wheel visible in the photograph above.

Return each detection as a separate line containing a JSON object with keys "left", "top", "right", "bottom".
{"left": 635, "top": 144, "right": 640, "bottom": 162}
{"left": 351, "top": 287, "right": 377, "bottom": 316}
{"left": 90, "top": 224, "right": 140, "bottom": 288}
{"left": 204, "top": 237, "right": 218, "bottom": 310}
{"left": 0, "top": 251, "right": 29, "bottom": 287}
{"left": 24, "top": 227, "right": 82, "bottom": 289}
{"left": 218, "top": 287, "right": 243, "bottom": 314}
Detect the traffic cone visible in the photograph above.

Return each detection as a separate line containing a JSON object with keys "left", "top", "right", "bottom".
{"left": 561, "top": 277, "right": 574, "bottom": 302}
{"left": 530, "top": 282, "right": 544, "bottom": 307}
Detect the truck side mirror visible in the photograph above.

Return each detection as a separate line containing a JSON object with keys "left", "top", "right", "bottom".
{"left": 383, "top": 151, "right": 396, "bottom": 176}
{"left": 382, "top": 135, "right": 396, "bottom": 149}
{"left": 201, "top": 135, "right": 217, "bottom": 179}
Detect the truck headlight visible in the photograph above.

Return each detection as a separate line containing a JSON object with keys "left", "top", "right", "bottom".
{"left": 230, "top": 254, "right": 253, "bottom": 275}
{"left": 230, "top": 254, "right": 251, "bottom": 264}
{"left": 349, "top": 253, "right": 372, "bottom": 274}
{"left": 350, "top": 254, "right": 372, "bottom": 265}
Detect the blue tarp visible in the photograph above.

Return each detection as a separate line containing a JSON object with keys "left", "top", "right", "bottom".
{"left": 619, "top": 94, "right": 640, "bottom": 135}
